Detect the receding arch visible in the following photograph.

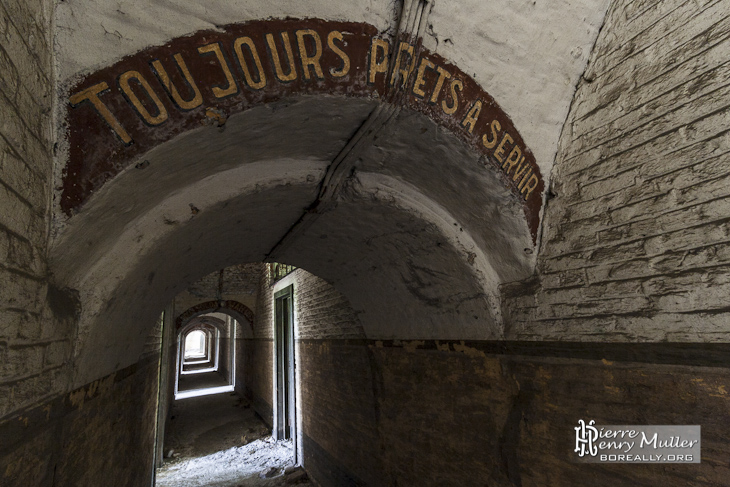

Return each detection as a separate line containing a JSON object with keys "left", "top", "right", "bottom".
{"left": 173, "top": 313, "right": 238, "bottom": 397}
{"left": 49, "top": 17, "right": 557, "bottom": 391}
{"left": 183, "top": 329, "right": 208, "bottom": 358}
{"left": 175, "top": 300, "right": 254, "bottom": 330}
{"left": 52, "top": 91, "right": 536, "bottom": 388}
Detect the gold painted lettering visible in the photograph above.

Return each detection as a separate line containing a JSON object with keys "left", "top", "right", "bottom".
{"left": 151, "top": 53, "right": 203, "bottom": 110}
{"left": 233, "top": 36, "right": 267, "bottom": 90}
{"left": 118, "top": 71, "right": 168, "bottom": 126}
{"left": 430, "top": 65, "right": 451, "bottom": 104}
{"left": 390, "top": 41, "right": 415, "bottom": 87}
{"left": 512, "top": 156, "right": 529, "bottom": 182}
{"left": 482, "top": 119, "right": 501, "bottom": 149}
{"left": 69, "top": 82, "right": 132, "bottom": 144}
{"left": 461, "top": 100, "right": 482, "bottom": 133}
{"left": 327, "top": 31, "right": 350, "bottom": 78}
{"left": 522, "top": 174, "right": 539, "bottom": 201}
{"left": 266, "top": 32, "right": 298, "bottom": 82}
{"left": 368, "top": 38, "right": 389, "bottom": 85}
{"left": 412, "top": 57, "right": 434, "bottom": 98}
{"left": 517, "top": 167, "right": 532, "bottom": 190}
{"left": 441, "top": 78, "right": 462, "bottom": 115}
{"left": 197, "top": 43, "right": 238, "bottom": 98}
{"left": 502, "top": 145, "right": 522, "bottom": 175}
{"left": 296, "top": 29, "right": 324, "bottom": 80}
{"left": 494, "top": 132, "right": 514, "bottom": 163}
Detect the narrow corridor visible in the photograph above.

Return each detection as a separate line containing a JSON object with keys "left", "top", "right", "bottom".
{"left": 156, "top": 391, "right": 307, "bottom": 486}
{"left": 177, "top": 371, "right": 230, "bottom": 393}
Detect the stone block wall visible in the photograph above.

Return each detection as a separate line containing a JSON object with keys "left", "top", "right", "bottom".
{"left": 503, "top": 0, "right": 730, "bottom": 341}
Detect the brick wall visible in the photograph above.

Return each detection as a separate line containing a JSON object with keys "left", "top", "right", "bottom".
{"left": 0, "top": 0, "right": 73, "bottom": 420}
{"left": 299, "top": 340, "right": 383, "bottom": 485}
{"left": 54, "top": 360, "right": 160, "bottom": 487}
{"left": 141, "top": 311, "right": 164, "bottom": 359}
{"left": 239, "top": 266, "right": 277, "bottom": 424}
{"left": 243, "top": 267, "right": 378, "bottom": 483}
{"left": 503, "top": 0, "right": 730, "bottom": 341}
{"left": 186, "top": 263, "right": 261, "bottom": 298}
{"left": 292, "top": 269, "right": 366, "bottom": 340}
{"left": 241, "top": 338, "right": 273, "bottom": 425}
{"left": 0, "top": 5, "right": 165, "bottom": 476}
{"left": 219, "top": 318, "right": 232, "bottom": 383}
{"left": 249, "top": 266, "right": 730, "bottom": 485}
{"left": 369, "top": 342, "right": 730, "bottom": 486}
{"left": 0, "top": 359, "right": 161, "bottom": 486}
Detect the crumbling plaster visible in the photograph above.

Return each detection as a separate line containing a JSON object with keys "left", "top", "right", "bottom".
{"left": 51, "top": 97, "right": 526, "bottom": 386}
{"left": 54, "top": 0, "right": 611, "bottom": 173}
{"left": 49, "top": 0, "right": 614, "bottom": 386}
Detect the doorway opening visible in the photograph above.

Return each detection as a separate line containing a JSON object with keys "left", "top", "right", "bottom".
{"left": 154, "top": 264, "right": 305, "bottom": 486}
{"left": 175, "top": 315, "right": 236, "bottom": 400}
{"left": 274, "top": 285, "right": 296, "bottom": 446}
{"left": 184, "top": 330, "right": 207, "bottom": 359}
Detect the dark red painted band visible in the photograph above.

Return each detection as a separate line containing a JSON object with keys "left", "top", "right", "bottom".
{"left": 64, "top": 19, "right": 544, "bottom": 241}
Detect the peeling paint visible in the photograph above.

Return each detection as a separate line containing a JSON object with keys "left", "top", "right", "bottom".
{"left": 402, "top": 340, "right": 425, "bottom": 351}
{"left": 452, "top": 340, "right": 486, "bottom": 358}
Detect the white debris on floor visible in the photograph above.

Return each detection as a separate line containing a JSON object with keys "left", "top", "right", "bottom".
{"left": 155, "top": 388, "right": 308, "bottom": 486}
{"left": 156, "top": 436, "right": 301, "bottom": 487}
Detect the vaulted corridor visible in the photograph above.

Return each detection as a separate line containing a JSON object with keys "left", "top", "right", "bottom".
{"left": 2, "top": 0, "right": 730, "bottom": 485}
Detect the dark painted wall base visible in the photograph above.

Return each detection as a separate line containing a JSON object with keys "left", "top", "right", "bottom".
{"left": 295, "top": 339, "right": 730, "bottom": 486}
{"left": 0, "top": 358, "right": 160, "bottom": 487}
{"left": 302, "top": 433, "right": 366, "bottom": 487}
{"left": 245, "top": 386, "right": 274, "bottom": 430}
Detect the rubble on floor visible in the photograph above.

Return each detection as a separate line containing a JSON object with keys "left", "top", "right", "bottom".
{"left": 156, "top": 436, "right": 308, "bottom": 486}
{"left": 156, "top": 391, "right": 308, "bottom": 486}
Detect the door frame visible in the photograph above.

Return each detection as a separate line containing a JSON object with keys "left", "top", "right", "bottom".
{"left": 274, "top": 284, "right": 296, "bottom": 449}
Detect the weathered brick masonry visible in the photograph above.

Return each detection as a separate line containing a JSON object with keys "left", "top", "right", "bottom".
{"left": 0, "top": 0, "right": 71, "bottom": 417}
{"left": 3, "top": 0, "right": 730, "bottom": 485}
{"left": 241, "top": 267, "right": 277, "bottom": 425}
{"left": 504, "top": 0, "right": 730, "bottom": 341}
{"left": 250, "top": 267, "right": 379, "bottom": 483}
{"left": 248, "top": 268, "right": 730, "bottom": 486}
{"left": 186, "top": 263, "right": 260, "bottom": 298}
{"left": 0, "top": 4, "right": 161, "bottom": 483}
{"left": 0, "top": 0, "right": 78, "bottom": 484}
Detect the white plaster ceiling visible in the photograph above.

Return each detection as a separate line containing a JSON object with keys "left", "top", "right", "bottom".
{"left": 53, "top": 98, "right": 527, "bottom": 386}
{"left": 55, "top": 0, "right": 610, "bottom": 173}
{"left": 50, "top": 0, "right": 613, "bottom": 385}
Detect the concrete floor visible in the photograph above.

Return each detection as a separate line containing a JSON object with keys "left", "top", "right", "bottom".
{"left": 156, "top": 391, "right": 308, "bottom": 486}
{"left": 177, "top": 370, "right": 231, "bottom": 392}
